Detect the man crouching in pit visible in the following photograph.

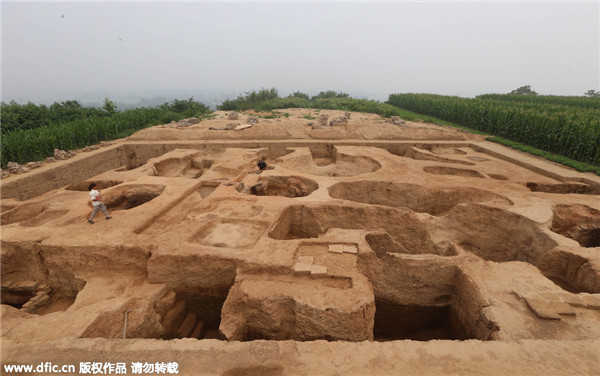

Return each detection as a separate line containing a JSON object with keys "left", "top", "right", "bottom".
{"left": 88, "top": 183, "right": 112, "bottom": 224}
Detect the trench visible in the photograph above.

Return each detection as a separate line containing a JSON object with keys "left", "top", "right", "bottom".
{"left": 329, "top": 181, "right": 512, "bottom": 216}
{"left": 526, "top": 182, "right": 598, "bottom": 195}
{"left": 374, "top": 301, "right": 461, "bottom": 341}
{"left": 160, "top": 290, "right": 229, "bottom": 340}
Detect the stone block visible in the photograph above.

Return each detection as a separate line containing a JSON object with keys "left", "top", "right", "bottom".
{"left": 294, "top": 263, "right": 312, "bottom": 274}
{"left": 342, "top": 244, "right": 358, "bottom": 254}
{"left": 310, "top": 265, "right": 328, "bottom": 275}
{"left": 525, "top": 297, "right": 561, "bottom": 320}
{"left": 328, "top": 244, "right": 344, "bottom": 254}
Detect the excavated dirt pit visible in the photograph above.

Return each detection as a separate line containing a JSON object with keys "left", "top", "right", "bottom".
{"left": 160, "top": 292, "right": 228, "bottom": 340}
{"left": 387, "top": 145, "right": 475, "bottom": 166}
{"left": 436, "top": 204, "right": 559, "bottom": 264}
{"left": 551, "top": 204, "right": 600, "bottom": 248}
{"left": 1, "top": 245, "right": 86, "bottom": 315}
{"left": 329, "top": 181, "right": 512, "bottom": 215}
{"left": 280, "top": 146, "right": 381, "bottom": 177}
{"left": 103, "top": 184, "right": 165, "bottom": 211}
{"left": 193, "top": 219, "right": 269, "bottom": 248}
{"left": 373, "top": 301, "right": 466, "bottom": 341}
{"left": 269, "top": 204, "right": 440, "bottom": 254}
{"left": 2, "top": 120, "right": 600, "bottom": 374}
{"left": 0, "top": 202, "right": 70, "bottom": 227}
{"left": 150, "top": 155, "right": 212, "bottom": 178}
{"left": 526, "top": 182, "right": 599, "bottom": 195}
{"left": 247, "top": 176, "right": 318, "bottom": 198}
{"left": 423, "top": 166, "right": 486, "bottom": 178}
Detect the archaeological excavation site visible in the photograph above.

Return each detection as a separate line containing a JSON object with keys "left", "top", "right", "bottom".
{"left": 1, "top": 109, "right": 599, "bottom": 375}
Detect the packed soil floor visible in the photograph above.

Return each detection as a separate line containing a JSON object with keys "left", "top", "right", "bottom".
{"left": 1, "top": 109, "right": 600, "bottom": 375}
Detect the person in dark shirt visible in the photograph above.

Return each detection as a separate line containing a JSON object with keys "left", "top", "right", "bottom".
{"left": 257, "top": 160, "right": 267, "bottom": 174}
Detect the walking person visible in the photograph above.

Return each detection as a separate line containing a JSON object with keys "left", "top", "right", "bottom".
{"left": 88, "top": 183, "right": 112, "bottom": 223}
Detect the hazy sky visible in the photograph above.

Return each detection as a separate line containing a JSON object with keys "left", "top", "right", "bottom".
{"left": 2, "top": 1, "right": 599, "bottom": 103}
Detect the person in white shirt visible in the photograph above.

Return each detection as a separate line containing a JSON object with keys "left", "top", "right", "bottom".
{"left": 88, "top": 183, "right": 112, "bottom": 224}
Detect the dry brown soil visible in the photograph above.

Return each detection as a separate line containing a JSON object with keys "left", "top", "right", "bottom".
{"left": 1, "top": 109, "right": 599, "bottom": 375}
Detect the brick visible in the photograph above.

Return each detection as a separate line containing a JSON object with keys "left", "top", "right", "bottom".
{"left": 525, "top": 297, "right": 561, "bottom": 320}
{"left": 294, "top": 263, "right": 312, "bottom": 274}
{"left": 328, "top": 244, "right": 344, "bottom": 254}
{"left": 342, "top": 244, "right": 358, "bottom": 254}
{"left": 310, "top": 265, "right": 328, "bottom": 275}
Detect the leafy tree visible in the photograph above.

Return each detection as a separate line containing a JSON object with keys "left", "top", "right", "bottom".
{"left": 311, "top": 91, "right": 350, "bottom": 100}
{"left": 163, "top": 97, "right": 210, "bottom": 116}
{"left": 288, "top": 91, "right": 310, "bottom": 100}
{"left": 510, "top": 85, "right": 538, "bottom": 96}
{"left": 584, "top": 89, "right": 600, "bottom": 97}
{"left": 218, "top": 88, "right": 279, "bottom": 111}
{"left": 101, "top": 98, "right": 117, "bottom": 114}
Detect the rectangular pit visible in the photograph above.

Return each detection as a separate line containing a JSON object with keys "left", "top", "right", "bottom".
{"left": 374, "top": 300, "right": 473, "bottom": 341}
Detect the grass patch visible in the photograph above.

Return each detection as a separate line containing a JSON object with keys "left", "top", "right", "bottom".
{"left": 487, "top": 136, "right": 600, "bottom": 176}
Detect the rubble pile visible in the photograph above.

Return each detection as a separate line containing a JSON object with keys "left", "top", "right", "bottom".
{"left": 388, "top": 116, "right": 406, "bottom": 126}
{"left": 209, "top": 123, "right": 239, "bottom": 131}
{"left": 318, "top": 114, "right": 329, "bottom": 126}
{"left": 54, "top": 149, "right": 76, "bottom": 160}
{"left": 329, "top": 116, "right": 349, "bottom": 126}
{"left": 82, "top": 145, "right": 100, "bottom": 152}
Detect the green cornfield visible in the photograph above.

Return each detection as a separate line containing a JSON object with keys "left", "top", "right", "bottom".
{"left": 387, "top": 94, "right": 600, "bottom": 166}
{"left": 1, "top": 101, "right": 210, "bottom": 168}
